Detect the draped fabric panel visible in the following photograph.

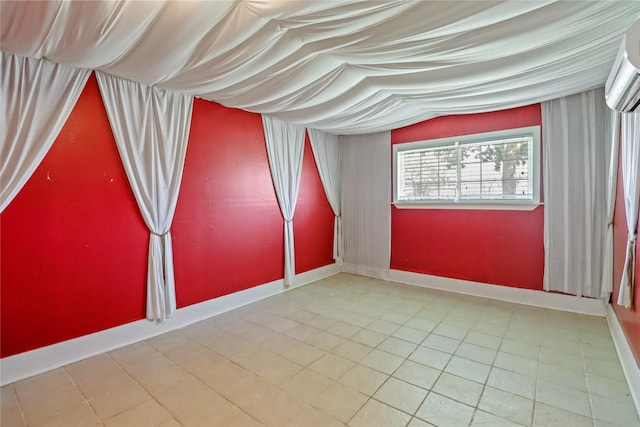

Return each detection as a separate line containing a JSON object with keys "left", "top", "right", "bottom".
{"left": 262, "top": 115, "right": 306, "bottom": 287}
{"left": 542, "top": 88, "right": 609, "bottom": 298}
{"left": 308, "top": 129, "right": 342, "bottom": 262}
{"left": 96, "top": 71, "right": 193, "bottom": 322}
{"left": 0, "top": 51, "right": 90, "bottom": 212}
{"left": 601, "top": 110, "right": 621, "bottom": 299}
{"left": 617, "top": 113, "right": 640, "bottom": 309}
{"left": 2, "top": 1, "right": 639, "bottom": 134}
{"left": 341, "top": 132, "right": 391, "bottom": 277}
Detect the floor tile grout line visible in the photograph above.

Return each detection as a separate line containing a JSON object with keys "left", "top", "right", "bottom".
{"left": 6, "top": 275, "right": 636, "bottom": 427}
{"left": 7, "top": 383, "right": 30, "bottom": 427}
{"left": 61, "top": 364, "right": 107, "bottom": 426}
{"left": 103, "top": 346, "right": 191, "bottom": 425}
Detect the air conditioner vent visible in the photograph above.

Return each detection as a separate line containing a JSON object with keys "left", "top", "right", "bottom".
{"left": 605, "top": 19, "right": 640, "bottom": 112}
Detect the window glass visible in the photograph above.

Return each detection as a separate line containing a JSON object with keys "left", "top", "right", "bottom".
{"left": 394, "top": 126, "right": 540, "bottom": 209}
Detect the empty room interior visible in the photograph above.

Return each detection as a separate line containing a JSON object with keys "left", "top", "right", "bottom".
{"left": 2, "top": 1, "right": 640, "bottom": 426}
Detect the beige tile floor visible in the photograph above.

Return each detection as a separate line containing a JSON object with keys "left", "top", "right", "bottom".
{"left": 2, "top": 273, "right": 639, "bottom": 427}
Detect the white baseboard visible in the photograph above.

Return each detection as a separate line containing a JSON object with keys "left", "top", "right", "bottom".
{"left": 342, "top": 262, "right": 391, "bottom": 281}
{"left": 342, "top": 266, "right": 606, "bottom": 316}
{"left": 292, "top": 263, "right": 341, "bottom": 288}
{"left": 606, "top": 304, "right": 640, "bottom": 419}
{"left": 390, "top": 269, "right": 606, "bottom": 316}
{"left": 0, "top": 263, "right": 340, "bottom": 386}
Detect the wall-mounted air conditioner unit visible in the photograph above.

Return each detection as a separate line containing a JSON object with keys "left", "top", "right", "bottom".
{"left": 605, "top": 19, "right": 640, "bottom": 112}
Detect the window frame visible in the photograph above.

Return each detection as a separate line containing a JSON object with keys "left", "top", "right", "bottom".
{"left": 392, "top": 126, "right": 541, "bottom": 210}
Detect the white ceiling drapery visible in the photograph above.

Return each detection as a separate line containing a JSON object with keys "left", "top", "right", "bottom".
{"left": 2, "top": 1, "right": 639, "bottom": 134}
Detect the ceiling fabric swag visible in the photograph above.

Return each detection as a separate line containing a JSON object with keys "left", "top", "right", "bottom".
{"left": 542, "top": 88, "right": 609, "bottom": 298}
{"left": 262, "top": 115, "right": 305, "bottom": 287}
{"left": 617, "top": 113, "right": 640, "bottom": 309}
{"left": 95, "top": 71, "right": 193, "bottom": 322}
{"left": 601, "top": 110, "right": 621, "bottom": 299}
{"left": 0, "top": 51, "right": 90, "bottom": 212}
{"left": 2, "top": 1, "right": 639, "bottom": 134}
{"left": 308, "top": 128, "right": 343, "bottom": 262}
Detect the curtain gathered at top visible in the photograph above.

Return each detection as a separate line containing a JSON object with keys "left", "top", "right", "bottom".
{"left": 0, "top": 51, "right": 90, "bottom": 212}
{"left": 542, "top": 88, "right": 610, "bottom": 298}
{"left": 341, "top": 132, "right": 391, "bottom": 279}
{"left": 3, "top": 2, "right": 639, "bottom": 135}
{"left": 601, "top": 110, "right": 621, "bottom": 299}
{"left": 262, "top": 115, "right": 306, "bottom": 287}
{"left": 308, "top": 129, "right": 342, "bottom": 262}
{"left": 617, "top": 112, "right": 640, "bottom": 309}
{"left": 96, "top": 71, "right": 193, "bottom": 322}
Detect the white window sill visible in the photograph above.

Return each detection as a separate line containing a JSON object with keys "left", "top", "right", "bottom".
{"left": 392, "top": 201, "right": 542, "bottom": 211}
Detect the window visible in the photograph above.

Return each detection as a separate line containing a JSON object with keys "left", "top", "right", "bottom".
{"left": 393, "top": 126, "right": 540, "bottom": 209}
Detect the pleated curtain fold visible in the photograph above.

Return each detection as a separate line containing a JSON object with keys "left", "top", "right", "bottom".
{"left": 341, "top": 132, "right": 392, "bottom": 277}
{"left": 96, "top": 71, "right": 193, "bottom": 322}
{"left": 601, "top": 110, "right": 620, "bottom": 299}
{"left": 617, "top": 113, "right": 640, "bottom": 309}
{"left": 542, "top": 88, "right": 609, "bottom": 298}
{"left": 262, "top": 115, "right": 305, "bottom": 287}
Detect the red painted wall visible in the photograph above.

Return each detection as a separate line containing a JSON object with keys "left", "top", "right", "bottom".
{"left": 1, "top": 75, "right": 149, "bottom": 357}
{"left": 390, "top": 105, "right": 544, "bottom": 290}
{"left": 294, "top": 135, "right": 336, "bottom": 274}
{"left": 171, "top": 100, "right": 284, "bottom": 306}
{"left": 612, "top": 148, "right": 640, "bottom": 367}
{"left": 0, "top": 75, "right": 334, "bottom": 358}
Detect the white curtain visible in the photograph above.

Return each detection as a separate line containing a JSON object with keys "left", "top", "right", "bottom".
{"left": 308, "top": 128, "right": 342, "bottom": 262}
{"left": 0, "top": 51, "right": 90, "bottom": 212}
{"left": 3, "top": 2, "right": 640, "bottom": 135}
{"left": 262, "top": 115, "right": 306, "bottom": 287}
{"left": 341, "top": 132, "right": 391, "bottom": 278}
{"left": 96, "top": 72, "right": 193, "bottom": 322}
{"left": 601, "top": 110, "right": 621, "bottom": 299}
{"left": 542, "top": 88, "right": 609, "bottom": 298}
{"left": 617, "top": 112, "right": 640, "bottom": 309}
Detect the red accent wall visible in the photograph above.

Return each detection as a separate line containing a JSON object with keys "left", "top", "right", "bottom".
{"left": 294, "top": 135, "right": 336, "bottom": 274}
{"left": 0, "top": 75, "right": 149, "bottom": 357}
{"left": 612, "top": 148, "right": 640, "bottom": 367}
{"left": 171, "top": 100, "right": 284, "bottom": 306}
{"left": 0, "top": 76, "right": 334, "bottom": 358}
{"left": 390, "top": 105, "right": 544, "bottom": 290}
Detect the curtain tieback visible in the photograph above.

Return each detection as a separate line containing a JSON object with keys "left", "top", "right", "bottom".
{"left": 629, "top": 233, "right": 637, "bottom": 244}
{"left": 285, "top": 219, "right": 293, "bottom": 223}
{"left": 151, "top": 231, "right": 169, "bottom": 237}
